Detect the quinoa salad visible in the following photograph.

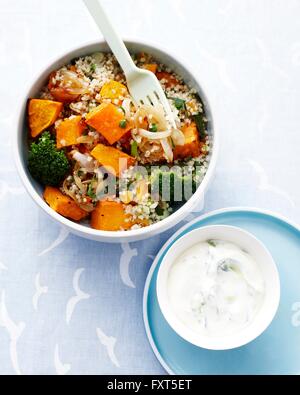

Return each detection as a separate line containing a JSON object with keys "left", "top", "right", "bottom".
{"left": 27, "top": 52, "right": 210, "bottom": 231}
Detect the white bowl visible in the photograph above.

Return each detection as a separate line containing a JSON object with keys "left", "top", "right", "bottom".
{"left": 14, "top": 39, "right": 218, "bottom": 243}
{"left": 157, "top": 225, "right": 280, "bottom": 350}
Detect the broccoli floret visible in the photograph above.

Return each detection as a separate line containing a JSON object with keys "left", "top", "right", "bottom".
{"left": 151, "top": 170, "right": 197, "bottom": 204}
{"left": 28, "top": 132, "right": 70, "bottom": 186}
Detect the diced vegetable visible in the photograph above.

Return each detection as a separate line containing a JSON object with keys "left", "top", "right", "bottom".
{"left": 100, "top": 80, "right": 128, "bottom": 100}
{"left": 193, "top": 113, "right": 206, "bottom": 140}
{"left": 156, "top": 72, "right": 180, "bottom": 88}
{"left": 85, "top": 103, "right": 133, "bottom": 145}
{"left": 169, "top": 97, "right": 186, "bottom": 111}
{"left": 28, "top": 99, "right": 63, "bottom": 138}
{"left": 56, "top": 116, "right": 87, "bottom": 149}
{"left": 49, "top": 87, "right": 79, "bottom": 103}
{"left": 91, "top": 201, "right": 131, "bottom": 231}
{"left": 28, "top": 132, "right": 70, "bottom": 186}
{"left": 91, "top": 144, "right": 135, "bottom": 176}
{"left": 91, "top": 201, "right": 148, "bottom": 231}
{"left": 173, "top": 122, "right": 202, "bottom": 160}
{"left": 131, "top": 141, "right": 138, "bottom": 157}
{"left": 149, "top": 123, "right": 158, "bottom": 133}
{"left": 44, "top": 186, "right": 88, "bottom": 221}
{"left": 48, "top": 70, "right": 89, "bottom": 103}
{"left": 143, "top": 64, "right": 158, "bottom": 73}
{"left": 119, "top": 119, "right": 127, "bottom": 129}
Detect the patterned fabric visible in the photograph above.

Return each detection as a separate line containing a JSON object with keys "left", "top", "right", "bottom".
{"left": 0, "top": 0, "right": 300, "bottom": 375}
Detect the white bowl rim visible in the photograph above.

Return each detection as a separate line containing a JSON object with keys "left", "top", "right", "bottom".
{"left": 14, "top": 38, "right": 219, "bottom": 241}
{"left": 156, "top": 223, "right": 281, "bottom": 350}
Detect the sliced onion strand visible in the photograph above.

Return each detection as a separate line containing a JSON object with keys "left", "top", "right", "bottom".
{"left": 160, "top": 138, "right": 174, "bottom": 162}
{"left": 138, "top": 128, "right": 172, "bottom": 140}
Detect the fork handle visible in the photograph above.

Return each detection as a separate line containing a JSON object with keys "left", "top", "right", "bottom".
{"left": 83, "top": 0, "right": 137, "bottom": 79}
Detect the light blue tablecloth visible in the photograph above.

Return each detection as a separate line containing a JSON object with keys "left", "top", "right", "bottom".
{"left": 0, "top": 0, "right": 300, "bottom": 375}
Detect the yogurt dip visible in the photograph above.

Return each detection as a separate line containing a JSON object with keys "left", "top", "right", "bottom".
{"left": 167, "top": 239, "right": 265, "bottom": 336}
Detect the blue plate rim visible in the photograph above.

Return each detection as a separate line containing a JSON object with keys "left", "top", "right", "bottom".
{"left": 143, "top": 206, "right": 300, "bottom": 375}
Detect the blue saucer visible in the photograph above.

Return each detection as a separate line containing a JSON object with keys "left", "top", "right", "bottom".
{"left": 143, "top": 208, "right": 300, "bottom": 375}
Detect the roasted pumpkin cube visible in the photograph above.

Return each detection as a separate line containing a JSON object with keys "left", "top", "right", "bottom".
{"left": 100, "top": 80, "right": 128, "bottom": 100}
{"left": 28, "top": 99, "right": 63, "bottom": 138}
{"left": 143, "top": 64, "right": 158, "bottom": 74}
{"left": 173, "top": 122, "right": 202, "bottom": 159}
{"left": 56, "top": 116, "right": 87, "bottom": 149}
{"left": 85, "top": 103, "right": 132, "bottom": 145}
{"left": 44, "top": 186, "right": 87, "bottom": 221}
{"left": 91, "top": 201, "right": 131, "bottom": 231}
{"left": 91, "top": 144, "right": 135, "bottom": 176}
{"left": 91, "top": 201, "right": 148, "bottom": 231}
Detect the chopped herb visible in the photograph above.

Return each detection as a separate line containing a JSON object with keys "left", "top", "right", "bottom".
{"left": 218, "top": 259, "right": 239, "bottom": 273}
{"left": 149, "top": 123, "right": 158, "bottom": 133}
{"left": 193, "top": 113, "right": 206, "bottom": 140}
{"left": 174, "top": 98, "right": 186, "bottom": 110}
{"left": 90, "top": 63, "right": 96, "bottom": 73}
{"left": 168, "top": 97, "right": 186, "bottom": 111}
{"left": 87, "top": 183, "right": 96, "bottom": 199}
{"left": 119, "top": 106, "right": 126, "bottom": 115}
{"left": 207, "top": 240, "right": 217, "bottom": 247}
{"left": 119, "top": 119, "right": 127, "bottom": 129}
{"left": 78, "top": 170, "right": 84, "bottom": 177}
{"left": 131, "top": 141, "right": 138, "bottom": 157}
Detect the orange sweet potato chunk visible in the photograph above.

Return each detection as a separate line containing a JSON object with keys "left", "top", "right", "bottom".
{"left": 85, "top": 103, "right": 132, "bottom": 145}
{"left": 91, "top": 201, "right": 148, "bottom": 231}
{"left": 56, "top": 116, "right": 86, "bottom": 149}
{"left": 143, "top": 64, "right": 158, "bottom": 73}
{"left": 100, "top": 80, "right": 128, "bottom": 100}
{"left": 91, "top": 201, "right": 132, "bottom": 231}
{"left": 44, "top": 186, "right": 87, "bottom": 221}
{"left": 91, "top": 144, "right": 135, "bottom": 176}
{"left": 156, "top": 71, "right": 180, "bottom": 88}
{"left": 173, "top": 122, "right": 202, "bottom": 160}
{"left": 28, "top": 99, "right": 63, "bottom": 138}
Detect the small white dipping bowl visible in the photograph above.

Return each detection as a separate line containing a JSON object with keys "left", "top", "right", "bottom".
{"left": 157, "top": 225, "right": 280, "bottom": 350}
